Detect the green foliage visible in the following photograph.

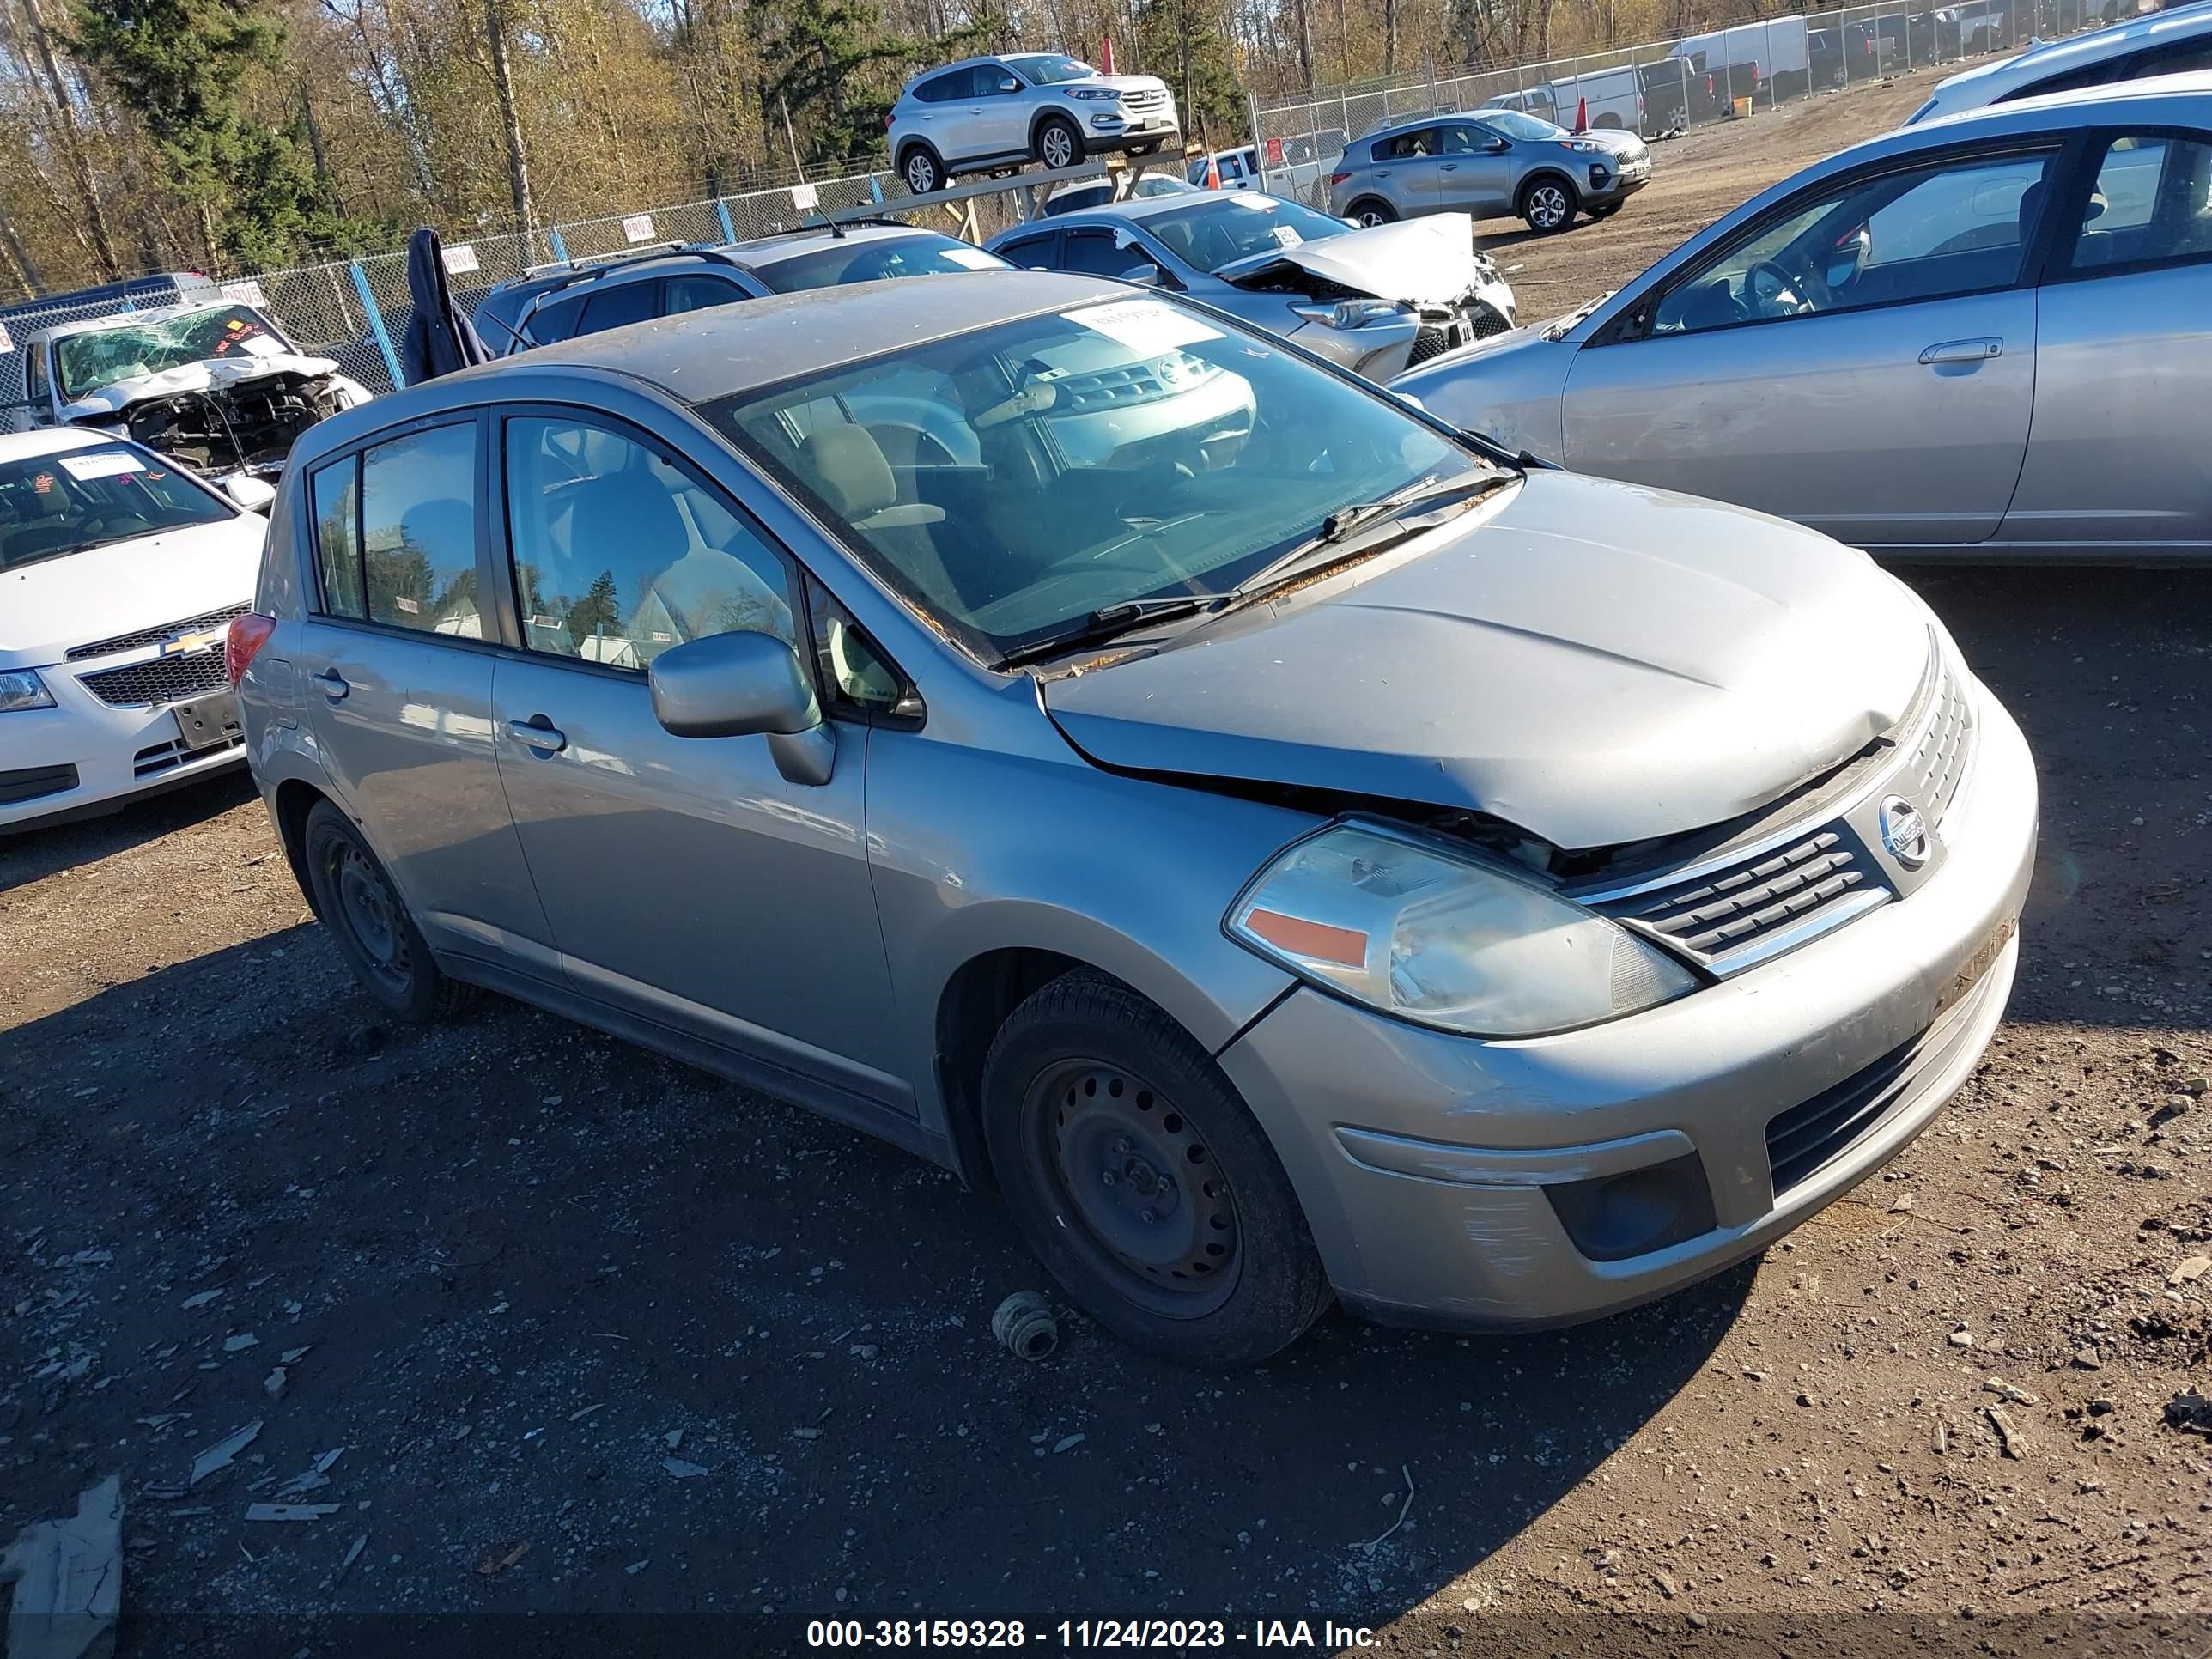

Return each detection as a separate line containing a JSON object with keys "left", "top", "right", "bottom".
{"left": 754, "top": 0, "right": 923, "bottom": 168}
{"left": 1136, "top": 0, "right": 1243, "bottom": 138}
{"left": 69, "top": 0, "right": 363, "bottom": 265}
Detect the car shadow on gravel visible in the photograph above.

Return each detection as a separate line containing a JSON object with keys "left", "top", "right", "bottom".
{"left": 0, "top": 768, "right": 258, "bottom": 893}
{"left": 7, "top": 919, "right": 1747, "bottom": 1638}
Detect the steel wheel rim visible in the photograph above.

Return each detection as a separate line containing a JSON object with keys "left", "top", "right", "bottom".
{"left": 1042, "top": 126, "right": 1075, "bottom": 167}
{"left": 1531, "top": 185, "right": 1567, "bottom": 227}
{"left": 1024, "top": 1059, "right": 1241, "bottom": 1318}
{"left": 333, "top": 842, "right": 409, "bottom": 994}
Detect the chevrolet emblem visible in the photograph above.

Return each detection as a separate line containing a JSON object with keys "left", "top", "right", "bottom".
{"left": 161, "top": 630, "right": 219, "bottom": 657}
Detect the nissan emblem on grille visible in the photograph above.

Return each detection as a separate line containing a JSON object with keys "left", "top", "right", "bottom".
{"left": 1879, "top": 795, "right": 1931, "bottom": 870}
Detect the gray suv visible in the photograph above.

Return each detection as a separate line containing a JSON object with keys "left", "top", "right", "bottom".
{"left": 228, "top": 272, "right": 2034, "bottom": 1367}
{"left": 888, "top": 53, "right": 1180, "bottom": 196}
{"left": 1329, "top": 109, "right": 1652, "bottom": 232}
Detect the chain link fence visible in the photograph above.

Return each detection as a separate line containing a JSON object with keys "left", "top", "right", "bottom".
{"left": 0, "top": 0, "right": 2134, "bottom": 411}
{"left": 1248, "top": 0, "right": 2131, "bottom": 205}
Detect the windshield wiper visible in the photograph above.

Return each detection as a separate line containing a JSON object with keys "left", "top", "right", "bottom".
{"left": 996, "top": 592, "right": 1224, "bottom": 671}
{"left": 1222, "top": 473, "right": 1502, "bottom": 609}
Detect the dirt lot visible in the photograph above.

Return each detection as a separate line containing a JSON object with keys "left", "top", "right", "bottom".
{"left": 4, "top": 70, "right": 2210, "bottom": 1656}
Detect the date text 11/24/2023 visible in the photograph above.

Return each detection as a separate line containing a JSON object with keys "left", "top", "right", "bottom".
{"left": 805, "top": 1620, "right": 1380, "bottom": 1649}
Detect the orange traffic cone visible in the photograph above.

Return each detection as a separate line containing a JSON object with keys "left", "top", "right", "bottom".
{"left": 1205, "top": 154, "right": 1221, "bottom": 188}
{"left": 1573, "top": 95, "right": 1589, "bottom": 133}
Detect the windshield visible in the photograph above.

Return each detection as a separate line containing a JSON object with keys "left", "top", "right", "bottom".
{"left": 53, "top": 306, "right": 288, "bottom": 401}
{"left": 703, "top": 295, "right": 1490, "bottom": 662}
{"left": 1482, "top": 110, "right": 1565, "bottom": 142}
{"left": 1141, "top": 196, "right": 1352, "bottom": 272}
{"left": 751, "top": 234, "right": 1011, "bottom": 293}
{"left": 0, "top": 443, "right": 232, "bottom": 571}
{"left": 1008, "top": 53, "right": 1096, "bottom": 84}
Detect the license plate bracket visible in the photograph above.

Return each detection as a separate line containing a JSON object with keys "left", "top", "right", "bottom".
{"left": 173, "top": 690, "right": 240, "bottom": 752}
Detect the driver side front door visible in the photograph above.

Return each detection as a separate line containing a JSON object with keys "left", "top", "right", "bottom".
{"left": 1559, "top": 145, "right": 2057, "bottom": 549}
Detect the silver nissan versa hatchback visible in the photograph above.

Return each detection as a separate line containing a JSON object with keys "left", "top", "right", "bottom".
{"left": 230, "top": 273, "right": 2037, "bottom": 1366}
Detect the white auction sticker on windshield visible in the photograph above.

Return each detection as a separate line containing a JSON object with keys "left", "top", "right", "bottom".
{"left": 59, "top": 450, "right": 145, "bottom": 481}
{"left": 1271, "top": 225, "right": 1303, "bottom": 247}
{"left": 942, "top": 246, "right": 1002, "bottom": 270}
{"left": 1066, "top": 299, "right": 1222, "bottom": 354}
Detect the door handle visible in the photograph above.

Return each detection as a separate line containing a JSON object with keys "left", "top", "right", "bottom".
{"left": 1918, "top": 337, "right": 2002, "bottom": 365}
{"left": 506, "top": 717, "right": 567, "bottom": 754}
{"left": 1441, "top": 162, "right": 1459, "bottom": 171}
{"left": 310, "top": 668, "right": 349, "bottom": 701}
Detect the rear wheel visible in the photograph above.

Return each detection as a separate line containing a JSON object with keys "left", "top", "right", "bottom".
{"left": 901, "top": 146, "right": 944, "bottom": 197}
{"left": 1346, "top": 196, "right": 1396, "bottom": 227}
{"left": 302, "top": 799, "right": 473, "bottom": 1024}
{"left": 1520, "top": 174, "right": 1577, "bottom": 233}
{"left": 981, "top": 972, "right": 1330, "bottom": 1367}
{"left": 1036, "top": 114, "right": 1083, "bottom": 170}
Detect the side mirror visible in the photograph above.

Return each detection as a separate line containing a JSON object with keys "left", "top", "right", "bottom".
{"left": 648, "top": 629, "right": 836, "bottom": 786}
{"left": 1118, "top": 262, "right": 1163, "bottom": 286}
{"left": 227, "top": 475, "right": 277, "bottom": 512}
{"left": 1482, "top": 137, "right": 1510, "bottom": 153}
{"left": 998, "top": 76, "right": 1020, "bottom": 94}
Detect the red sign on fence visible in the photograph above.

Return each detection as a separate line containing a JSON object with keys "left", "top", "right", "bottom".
{"left": 1264, "top": 137, "right": 1285, "bottom": 166}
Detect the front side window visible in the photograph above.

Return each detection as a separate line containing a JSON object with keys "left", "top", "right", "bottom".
{"left": 704, "top": 295, "right": 1486, "bottom": 664}
{"left": 359, "top": 425, "right": 483, "bottom": 636}
{"left": 0, "top": 442, "right": 231, "bottom": 573}
{"left": 2062, "top": 131, "right": 2212, "bottom": 270}
{"left": 503, "top": 416, "right": 796, "bottom": 670}
{"left": 1652, "top": 149, "right": 2055, "bottom": 335}
{"left": 1142, "top": 196, "right": 1351, "bottom": 272}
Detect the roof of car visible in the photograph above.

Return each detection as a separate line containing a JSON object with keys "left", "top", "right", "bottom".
{"left": 0, "top": 428, "right": 118, "bottom": 462}
{"left": 733, "top": 222, "right": 947, "bottom": 268}
{"left": 1015, "top": 190, "right": 1287, "bottom": 234}
{"left": 1931, "top": 0, "right": 2212, "bottom": 100}
{"left": 1908, "top": 61, "right": 2212, "bottom": 130}
{"left": 331, "top": 270, "right": 1127, "bottom": 437}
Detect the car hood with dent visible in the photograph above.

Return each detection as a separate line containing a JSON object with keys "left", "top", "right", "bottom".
{"left": 60, "top": 352, "right": 352, "bottom": 421}
{"left": 0, "top": 514, "right": 264, "bottom": 669}
{"left": 1041, "top": 471, "right": 1930, "bottom": 851}
{"left": 1219, "top": 214, "right": 1487, "bottom": 307}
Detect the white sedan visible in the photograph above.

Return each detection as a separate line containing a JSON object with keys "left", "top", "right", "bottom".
{"left": 1, "top": 428, "right": 271, "bottom": 831}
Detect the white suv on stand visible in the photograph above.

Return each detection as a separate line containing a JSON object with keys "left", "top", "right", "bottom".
{"left": 888, "top": 53, "right": 1180, "bottom": 196}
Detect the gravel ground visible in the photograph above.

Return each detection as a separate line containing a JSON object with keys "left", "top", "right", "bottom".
{"left": 4, "top": 73, "right": 2209, "bottom": 1657}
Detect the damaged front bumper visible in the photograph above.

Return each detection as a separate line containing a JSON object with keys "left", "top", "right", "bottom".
{"left": 1213, "top": 672, "right": 2036, "bottom": 1332}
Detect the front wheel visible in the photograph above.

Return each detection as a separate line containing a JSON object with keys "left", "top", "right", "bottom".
{"left": 1036, "top": 115, "right": 1083, "bottom": 171}
{"left": 302, "top": 799, "right": 474, "bottom": 1023}
{"left": 981, "top": 972, "right": 1330, "bottom": 1367}
{"left": 1521, "top": 177, "right": 1577, "bottom": 233}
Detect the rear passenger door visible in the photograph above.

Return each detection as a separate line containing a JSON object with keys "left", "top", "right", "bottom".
{"left": 296, "top": 416, "right": 558, "bottom": 974}
{"left": 486, "top": 407, "right": 907, "bottom": 1103}
{"left": 1371, "top": 128, "right": 1446, "bottom": 215}
{"left": 1999, "top": 129, "right": 2212, "bottom": 558}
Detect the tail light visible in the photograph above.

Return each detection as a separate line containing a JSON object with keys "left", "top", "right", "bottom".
{"left": 227, "top": 612, "right": 276, "bottom": 688}
{"left": 1330, "top": 169, "right": 1352, "bottom": 185}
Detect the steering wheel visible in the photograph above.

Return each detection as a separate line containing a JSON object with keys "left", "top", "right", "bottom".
{"left": 1744, "top": 258, "right": 1813, "bottom": 318}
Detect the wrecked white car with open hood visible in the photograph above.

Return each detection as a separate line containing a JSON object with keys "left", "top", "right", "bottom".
{"left": 988, "top": 191, "right": 1515, "bottom": 380}
{"left": 3, "top": 302, "right": 369, "bottom": 491}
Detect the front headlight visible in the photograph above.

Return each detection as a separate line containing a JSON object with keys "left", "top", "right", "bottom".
{"left": 1070, "top": 87, "right": 1117, "bottom": 101}
{"left": 1291, "top": 298, "right": 1414, "bottom": 331}
{"left": 0, "top": 669, "right": 57, "bottom": 713}
{"left": 1227, "top": 823, "right": 1698, "bottom": 1036}
{"left": 1564, "top": 138, "right": 1600, "bottom": 153}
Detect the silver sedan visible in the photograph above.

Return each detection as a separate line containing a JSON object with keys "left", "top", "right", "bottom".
{"left": 1395, "top": 74, "right": 2212, "bottom": 562}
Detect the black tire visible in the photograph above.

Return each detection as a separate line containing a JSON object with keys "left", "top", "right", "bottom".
{"left": 899, "top": 145, "right": 943, "bottom": 197}
{"left": 1346, "top": 196, "right": 1397, "bottom": 228}
{"left": 981, "top": 971, "right": 1330, "bottom": 1368}
{"left": 302, "top": 799, "right": 473, "bottom": 1024}
{"left": 1036, "top": 113, "right": 1084, "bottom": 171}
{"left": 1128, "top": 142, "right": 1160, "bottom": 157}
{"left": 1519, "top": 173, "right": 1577, "bottom": 233}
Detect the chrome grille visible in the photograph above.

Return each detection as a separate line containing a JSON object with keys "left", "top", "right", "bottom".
{"left": 1123, "top": 88, "right": 1167, "bottom": 110}
{"left": 75, "top": 648, "right": 228, "bottom": 708}
{"left": 67, "top": 605, "right": 249, "bottom": 661}
{"left": 1597, "top": 830, "right": 1874, "bottom": 958}
{"left": 1897, "top": 662, "right": 1973, "bottom": 821}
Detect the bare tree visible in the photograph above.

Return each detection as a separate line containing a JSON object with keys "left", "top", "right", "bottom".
{"left": 483, "top": 0, "right": 536, "bottom": 232}
{"left": 11, "top": 0, "right": 122, "bottom": 276}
